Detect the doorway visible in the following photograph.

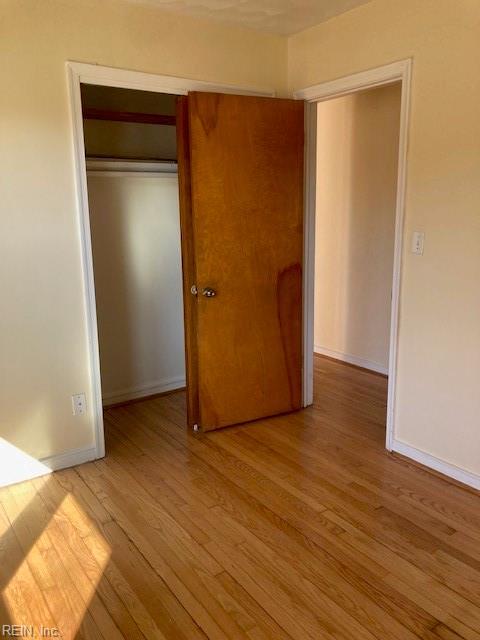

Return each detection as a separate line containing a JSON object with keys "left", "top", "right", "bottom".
{"left": 81, "top": 84, "right": 186, "bottom": 408}
{"left": 297, "top": 59, "right": 412, "bottom": 450}
{"left": 314, "top": 83, "right": 401, "bottom": 373}
{"left": 68, "top": 62, "right": 304, "bottom": 457}
{"left": 314, "top": 82, "right": 401, "bottom": 438}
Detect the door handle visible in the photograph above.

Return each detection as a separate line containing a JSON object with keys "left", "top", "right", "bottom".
{"left": 202, "top": 287, "right": 217, "bottom": 298}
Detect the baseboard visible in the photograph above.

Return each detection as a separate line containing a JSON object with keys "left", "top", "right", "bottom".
{"left": 392, "top": 439, "right": 480, "bottom": 492}
{"left": 102, "top": 375, "right": 186, "bottom": 406}
{"left": 40, "top": 445, "right": 98, "bottom": 472}
{"left": 314, "top": 345, "right": 388, "bottom": 376}
{"left": 0, "top": 444, "right": 98, "bottom": 489}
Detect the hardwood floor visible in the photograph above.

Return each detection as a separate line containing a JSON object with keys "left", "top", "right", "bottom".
{"left": 1, "top": 355, "right": 480, "bottom": 639}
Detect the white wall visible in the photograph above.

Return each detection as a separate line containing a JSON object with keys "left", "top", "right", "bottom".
{"left": 87, "top": 171, "right": 185, "bottom": 405}
{"left": 289, "top": 0, "right": 480, "bottom": 479}
{"left": 314, "top": 83, "right": 400, "bottom": 374}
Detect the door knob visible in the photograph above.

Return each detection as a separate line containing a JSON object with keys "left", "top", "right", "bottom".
{"left": 202, "top": 287, "right": 217, "bottom": 298}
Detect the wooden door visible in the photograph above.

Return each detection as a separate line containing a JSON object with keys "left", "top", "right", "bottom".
{"left": 177, "top": 92, "right": 304, "bottom": 431}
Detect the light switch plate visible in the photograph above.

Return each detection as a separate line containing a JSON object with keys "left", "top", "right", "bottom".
{"left": 72, "top": 393, "right": 87, "bottom": 416}
{"left": 411, "top": 231, "right": 425, "bottom": 255}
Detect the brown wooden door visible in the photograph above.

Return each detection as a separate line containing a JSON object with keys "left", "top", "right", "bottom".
{"left": 177, "top": 92, "right": 304, "bottom": 431}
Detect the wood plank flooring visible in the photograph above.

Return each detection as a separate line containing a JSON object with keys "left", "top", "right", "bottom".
{"left": 1, "top": 355, "right": 480, "bottom": 639}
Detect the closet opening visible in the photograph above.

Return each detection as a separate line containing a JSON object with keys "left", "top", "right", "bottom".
{"left": 80, "top": 85, "right": 186, "bottom": 408}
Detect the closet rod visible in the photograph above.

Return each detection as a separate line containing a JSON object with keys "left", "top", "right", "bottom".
{"left": 83, "top": 108, "right": 176, "bottom": 126}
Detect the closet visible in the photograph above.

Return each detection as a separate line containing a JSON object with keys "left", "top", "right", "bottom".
{"left": 81, "top": 85, "right": 185, "bottom": 406}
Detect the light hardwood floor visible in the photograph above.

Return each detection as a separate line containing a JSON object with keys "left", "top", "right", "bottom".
{"left": 1, "top": 355, "right": 480, "bottom": 639}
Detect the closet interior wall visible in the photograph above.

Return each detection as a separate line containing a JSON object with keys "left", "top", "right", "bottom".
{"left": 82, "top": 86, "right": 186, "bottom": 406}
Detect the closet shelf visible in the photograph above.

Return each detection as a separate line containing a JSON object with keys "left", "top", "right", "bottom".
{"left": 83, "top": 108, "right": 176, "bottom": 126}
{"left": 86, "top": 157, "right": 178, "bottom": 174}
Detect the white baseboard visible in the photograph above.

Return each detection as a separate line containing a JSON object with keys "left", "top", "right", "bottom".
{"left": 314, "top": 345, "right": 388, "bottom": 375}
{"left": 0, "top": 445, "right": 98, "bottom": 489}
{"left": 41, "top": 445, "right": 98, "bottom": 471}
{"left": 102, "top": 375, "right": 186, "bottom": 406}
{"left": 392, "top": 439, "right": 480, "bottom": 491}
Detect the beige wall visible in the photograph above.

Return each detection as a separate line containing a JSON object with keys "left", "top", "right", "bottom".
{"left": 290, "top": 0, "right": 480, "bottom": 475}
{"left": 0, "top": 0, "right": 286, "bottom": 462}
{"left": 2, "top": 0, "right": 479, "bottom": 482}
{"left": 315, "top": 84, "right": 400, "bottom": 373}
{"left": 88, "top": 172, "right": 185, "bottom": 404}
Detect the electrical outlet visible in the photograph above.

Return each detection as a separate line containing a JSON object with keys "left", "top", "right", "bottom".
{"left": 72, "top": 393, "right": 87, "bottom": 416}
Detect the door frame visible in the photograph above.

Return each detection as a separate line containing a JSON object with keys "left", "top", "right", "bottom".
{"left": 66, "top": 61, "right": 274, "bottom": 459}
{"left": 294, "top": 59, "right": 412, "bottom": 451}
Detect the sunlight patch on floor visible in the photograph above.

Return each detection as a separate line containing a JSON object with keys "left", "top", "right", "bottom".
{"left": 1, "top": 488, "right": 111, "bottom": 639}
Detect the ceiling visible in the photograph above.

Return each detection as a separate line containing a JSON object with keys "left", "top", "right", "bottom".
{"left": 131, "top": 0, "right": 373, "bottom": 35}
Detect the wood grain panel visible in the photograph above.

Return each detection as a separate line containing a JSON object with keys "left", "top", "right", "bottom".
{"left": 187, "top": 92, "right": 304, "bottom": 430}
